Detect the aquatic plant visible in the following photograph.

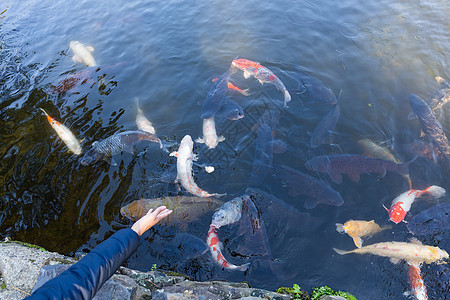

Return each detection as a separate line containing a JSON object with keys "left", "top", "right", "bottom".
{"left": 275, "top": 284, "right": 309, "bottom": 299}
{"left": 310, "top": 285, "right": 357, "bottom": 300}
{"left": 151, "top": 264, "right": 157, "bottom": 271}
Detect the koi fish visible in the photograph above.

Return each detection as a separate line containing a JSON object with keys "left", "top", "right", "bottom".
{"left": 212, "top": 77, "right": 250, "bottom": 96}
{"left": 409, "top": 94, "right": 450, "bottom": 155}
{"left": 135, "top": 97, "right": 156, "bottom": 135}
{"left": 211, "top": 196, "right": 244, "bottom": 229}
{"left": 310, "top": 102, "right": 340, "bottom": 148}
{"left": 80, "top": 130, "right": 160, "bottom": 165}
{"left": 232, "top": 58, "right": 291, "bottom": 106}
{"left": 171, "top": 135, "right": 223, "bottom": 197}
{"left": 333, "top": 239, "right": 449, "bottom": 265}
{"left": 201, "top": 67, "right": 233, "bottom": 119}
{"left": 402, "top": 140, "right": 443, "bottom": 163}
{"left": 249, "top": 124, "right": 273, "bottom": 187}
{"left": 39, "top": 108, "right": 82, "bottom": 155}
{"left": 407, "top": 262, "right": 428, "bottom": 300}
{"left": 219, "top": 98, "right": 245, "bottom": 120}
{"left": 357, "top": 139, "right": 401, "bottom": 164}
{"left": 385, "top": 185, "right": 446, "bottom": 224}
{"left": 206, "top": 226, "right": 249, "bottom": 271}
{"left": 336, "top": 220, "right": 391, "bottom": 248}
{"left": 305, "top": 154, "right": 412, "bottom": 184}
{"left": 296, "top": 72, "right": 337, "bottom": 105}
{"left": 195, "top": 116, "right": 225, "bottom": 149}
{"left": 69, "top": 41, "right": 97, "bottom": 67}
{"left": 408, "top": 76, "right": 450, "bottom": 120}
{"left": 274, "top": 165, "right": 343, "bottom": 209}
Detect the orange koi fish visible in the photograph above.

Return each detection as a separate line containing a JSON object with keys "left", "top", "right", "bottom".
{"left": 206, "top": 226, "right": 249, "bottom": 271}
{"left": 231, "top": 58, "right": 291, "bottom": 106}
{"left": 385, "top": 186, "right": 446, "bottom": 224}
{"left": 336, "top": 220, "right": 391, "bottom": 248}
{"left": 407, "top": 262, "right": 428, "bottom": 300}
{"left": 212, "top": 77, "right": 250, "bottom": 96}
{"left": 39, "top": 108, "right": 82, "bottom": 155}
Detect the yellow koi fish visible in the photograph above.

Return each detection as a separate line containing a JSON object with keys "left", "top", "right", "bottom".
{"left": 336, "top": 220, "right": 391, "bottom": 248}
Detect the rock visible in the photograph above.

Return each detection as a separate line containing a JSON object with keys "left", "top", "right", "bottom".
{"left": 319, "top": 296, "right": 348, "bottom": 300}
{"left": 0, "top": 242, "right": 75, "bottom": 293}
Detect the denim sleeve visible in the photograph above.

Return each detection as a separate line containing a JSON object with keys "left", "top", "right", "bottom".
{"left": 26, "top": 228, "right": 140, "bottom": 300}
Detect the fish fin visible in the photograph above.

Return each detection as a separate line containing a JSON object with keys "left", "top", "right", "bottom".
{"left": 368, "top": 220, "right": 375, "bottom": 223}
{"left": 335, "top": 223, "right": 345, "bottom": 234}
{"left": 235, "top": 262, "right": 250, "bottom": 272}
{"left": 303, "top": 197, "right": 318, "bottom": 209}
{"left": 72, "top": 55, "right": 83, "bottom": 63}
{"left": 333, "top": 248, "right": 351, "bottom": 255}
{"left": 240, "top": 88, "right": 250, "bottom": 96}
{"left": 410, "top": 238, "right": 422, "bottom": 245}
{"left": 407, "top": 111, "right": 418, "bottom": 120}
{"left": 169, "top": 151, "right": 178, "bottom": 157}
{"left": 218, "top": 136, "right": 225, "bottom": 142}
{"left": 92, "top": 141, "right": 98, "bottom": 147}
{"left": 435, "top": 76, "right": 445, "bottom": 84}
{"left": 38, "top": 108, "right": 48, "bottom": 115}
{"left": 382, "top": 203, "right": 389, "bottom": 212}
{"left": 352, "top": 236, "right": 363, "bottom": 248}
{"left": 390, "top": 258, "right": 401, "bottom": 264}
{"left": 106, "top": 157, "right": 118, "bottom": 166}
{"left": 381, "top": 225, "right": 392, "bottom": 231}
{"left": 212, "top": 193, "right": 227, "bottom": 197}
{"left": 86, "top": 46, "right": 94, "bottom": 52}
{"left": 284, "top": 90, "right": 291, "bottom": 103}
{"left": 420, "top": 130, "right": 426, "bottom": 137}
{"left": 195, "top": 138, "right": 205, "bottom": 144}
{"left": 328, "top": 172, "right": 343, "bottom": 184}
{"left": 243, "top": 70, "right": 252, "bottom": 79}
{"left": 422, "top": 185, "right": 446, "bottom": 198}
{"left": 348, "top": 172, "right": 360, "bottom": 182}
{"left": 192, "top": 154, "right": 199, "bottom": 161}
{"left": 258, "top": 79, "right": 264, "bottom": 85}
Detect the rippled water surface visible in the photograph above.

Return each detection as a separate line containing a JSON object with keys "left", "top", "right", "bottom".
{"left": 1, "top": 0, "right": 449, "bottom": 298}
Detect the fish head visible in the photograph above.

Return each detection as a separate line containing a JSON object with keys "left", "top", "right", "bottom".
{"left": 434, "top": 247, "right": 449, "bottom": 263}
{"left": 80, "top": 148, "right": 103, "bottom": 165}
{"left": 232, "top": 58, "right": 254, "bottom": 70}
{"left": 180, "top": 135, "right": 193, "bottom": 148}
{"left": 227, "top": 107, "right": 245, "bottom": 120}
{"left": 319, "top": 187, "right": 344, "bottom": 207}
{"left": 388, "top": 203, "right": 407, "bottom": 224}
{"left": 69, "top": 41, "right": 79, "bottom": 49}
{"left": 120, "top": 199, "right": 147, "bottom": 221}
{"left": 211, "top": 209, "right": 228, "bottom": 229}
{"left": 211, "top": 196, "right": 243, "bottom": 228}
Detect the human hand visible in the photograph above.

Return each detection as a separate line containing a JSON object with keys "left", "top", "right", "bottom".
{"left": 131, "top": 206, "right": 172, "bottom": 236}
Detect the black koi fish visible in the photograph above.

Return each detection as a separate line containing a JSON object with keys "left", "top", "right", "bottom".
{"left": 249, "top": 124, "right": 274, "bottom": 187}
{"left": 310, "top": 102, "right": 340, "bottom": 148}
{"left": 297, "top": 72, "right": 337, "bottom": 105}
{"left": 201, "top": 67, "right": 233, "bottom": 119}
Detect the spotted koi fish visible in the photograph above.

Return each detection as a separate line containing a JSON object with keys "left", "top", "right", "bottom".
{"left": 232, "top": 58, "right": 291, "bottom": 106}
{"left": 212, "top": 77, "right": 250, "bottom": 96}
{"left": 206, "top": 226, "right": 249, "bottom": 271}
{"left": 39, "top": 108, "right": 82, "bottom": 155}
{"left": 171, "top": 135, "right": 224, "bottom": 197}
{"left": 385, "top": 186, "right": 446, "bottom": 224}
{"left": 407, "top": 262, "right": 428, "bottom": 300}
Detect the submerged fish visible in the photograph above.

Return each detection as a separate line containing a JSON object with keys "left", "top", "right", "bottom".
{"left": 39, "top": 108, "right": 82, "bottom": 155}
{"left": 275, "top": 165, "right": 343, "bottom": 209}
{"left": 385, "top": 186, "right": 446, "bottom": 224}
{"left": 402, "top": 140, "right": 443, "bottom": 162}
{"left": 207, "top": 226, "right": 250, "bottom": 271}
{"left": 153, "top": 233, "right": 209, "bottom": 261}
{"left": 80, "top": 130, "right": 160, "bottom": 165}
{"left": 407, "top": 262, "right": 428, "bottom": 300}
{"left": 333, "top": 239, "right": 449, "bottom": 265}
{"left": 120, "top": 196, "right": 223, "bottom": 224}
{"left": 296, "top": 72, "right": 337, "bottom": 105}
{"left": 201, "top": 67, "right": 233, "bottom": 119}
{"left": 70, "top": 41, "right": 97, "bottom": 67}
{"left": 407, "top": 203, "right": 450, "bottom": 236}
{"left": 219, "top": 98, "right": 245, "bottom": 120}
{"left": 135, "top": 98, "right": 156, "bottom": 135}
{"left": 212, "top": 77, "right": 250, "bottom": 96}
{"left": 232, "top": 58, "right": 291, "bottom": 106}
{"left": 409, "top": 94, "right": 449, "bottom": 155}
{"left": 408, "top": 76, "right": 450, "bottom": 120}
{"left": 305, "top": 154, "right": 411, "bottom": 184}
{"left": 211, "top": 196, "right": 244, "bottom": 229}
{"left": 171, "top": 135, "right": 223, "bottom": 197}
{"left": 195, "top": 117, "right": 225, "bottom": 149}
{"left": 249, "top": 124, "right": 274, "bottom": 187}
{"left": 357, "top": 139, "right": 401, "bottom": 164}
{"left": 336, "top": 220, "right": 391, "bottom": 248}
{"left": 310, "top": 102, "right": 340, "bottom": 148}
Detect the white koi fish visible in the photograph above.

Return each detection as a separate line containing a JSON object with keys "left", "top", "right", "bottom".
{"left": 135, "top": 98, "right": 156, "bottom": 135}
{"left": 195, "top": 116, "right": 225, "bottom": 149}
{"left": 170, "top": 135, "right": 223, "bottom": 198}
{"left": 384, "top": 186, "right": 445, "bottom": 224}
{"left": 333, "top": 239, "right": 449, "bottom": 265}
{"left": 206, "top": 226, "right": 249, "bottom": 271}
{"left": 39, "top": 108, "right": 82, "bottom": 155}
{"left": 70, "top": 41, "right": 97, "bottom": 67}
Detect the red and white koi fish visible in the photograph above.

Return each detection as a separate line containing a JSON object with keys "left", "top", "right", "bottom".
{"left": 406, "top": 262, "right": 428, "bottom": 300}
{"left": 206, "top": 226, "right": 249, "bottom": 271}
{"left": 231, "top": 58, "right": 291, "bottom": 106}
{"left": 195, "top": 116, "right": 225, "bottom": 149}
{"left": 39, "top": 108, "right": 82, "bottom": 155}
{"left": 170, "top": 135, "right": 223, "bottom": 198}
{"left": 384, "top": 186, "right": 446, "bottom": 224}
{"left": 212, "top": 77, "right": 250, "bottom": 96}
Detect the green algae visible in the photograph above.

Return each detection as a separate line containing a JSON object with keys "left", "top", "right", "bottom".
{"left": 4, "top": 241, "right": 47, "bottom": 252}
{"left": 275, "top": 284, "right": 357, "bottom": 300}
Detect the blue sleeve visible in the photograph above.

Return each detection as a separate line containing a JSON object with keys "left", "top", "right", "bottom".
{"left": 26, "top": 228, "right": 140, "bottom": 300}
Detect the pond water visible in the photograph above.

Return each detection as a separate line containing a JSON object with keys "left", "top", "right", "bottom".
{"left": 0, "top": 0, "right": 449, "bottom": 298}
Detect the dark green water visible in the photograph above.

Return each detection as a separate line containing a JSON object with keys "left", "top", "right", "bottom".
{"left": 0, "top": 0, "right": 449, "bottom": 298}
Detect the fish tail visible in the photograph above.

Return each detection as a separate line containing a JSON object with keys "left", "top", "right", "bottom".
{"left": 335, "top": 223, "right": 346, "bottom": 234}
{"left": 381, "top": 224, "right": 392, "bottom": 231}
{"left": 333, "top": 248, "right": 353, "bottom": 255}
{"left": 241, "top": 88, "right": 250, "bottom": 96}
{"left": 233, "top": 262, "right": 250, "bottom": 272}
{"left": 213, "top": 193, "right": 227, "bottom": 197}
{"left": 284, "top": 90, "right": 291, "bottom": 103}
{"left": 422, "top": 185, "right": 446, "bottom": 198}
